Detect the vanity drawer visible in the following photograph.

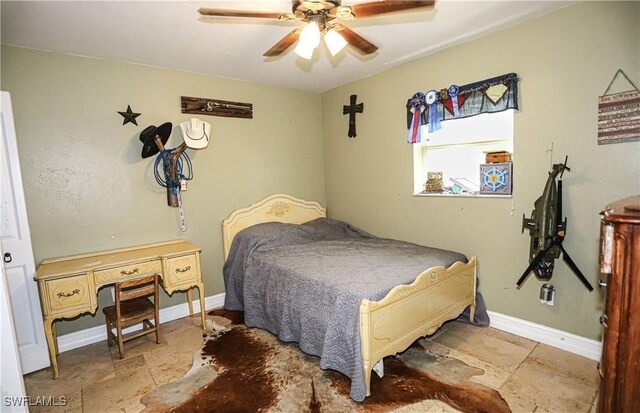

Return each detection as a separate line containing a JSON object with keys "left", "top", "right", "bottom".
{"left": 166, "top": 254, "right": 198, "bottom": 286}
{"left": 94, "top": 260, "right": 162, "bottom": 285}
{"left": 45, "top": 273, "right": 93, "bottom": 314}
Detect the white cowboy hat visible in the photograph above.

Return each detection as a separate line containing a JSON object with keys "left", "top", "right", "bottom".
{"left": 179, "top": 118, "right": 211, "bottom": 149}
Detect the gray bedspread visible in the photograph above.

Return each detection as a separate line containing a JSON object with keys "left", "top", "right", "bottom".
{"left": 223, "top": 218, "right": 488, "bottom": 402}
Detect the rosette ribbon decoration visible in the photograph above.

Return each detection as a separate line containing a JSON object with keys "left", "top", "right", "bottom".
{"left": 448, "top": 84, "right": 460, "bottom": 117}
{"left": 407, "top": 92, "right": 426, "bottom": 144}
{"left": 426, "top": 90, "right": 442, "bottom": 133}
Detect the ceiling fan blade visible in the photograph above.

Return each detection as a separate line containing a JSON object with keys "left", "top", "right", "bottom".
{"left": 198, "top": 8, "right": 294, "bottom": 20}
{"left": 334, "top": 25, "right": 378, "bottom": 55}
{"left": 349, "top": 0, "right": 435, "bottom": 18}
{"left": 263, "top": 28, "right": 302, "bottom": 57}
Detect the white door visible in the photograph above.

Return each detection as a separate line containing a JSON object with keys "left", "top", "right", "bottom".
{"left": 1, "top": 91, "right": 50, "bottom": 374}
{"left": 1, "top": 254, "right": 28, "bottom": 412}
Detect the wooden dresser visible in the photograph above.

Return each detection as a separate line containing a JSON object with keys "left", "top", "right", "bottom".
{"left": 598, "top": 196, "right": 640, "bottom": 413}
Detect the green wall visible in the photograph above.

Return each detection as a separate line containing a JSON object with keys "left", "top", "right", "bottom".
{"left": 321, "top": 1, "right": 639, "bottom": 340}
{"left": 1, "top": 46, "right": 325, "bottom": 335}
{"left": 2, "top": 2, "right": 639, "bottom": 341}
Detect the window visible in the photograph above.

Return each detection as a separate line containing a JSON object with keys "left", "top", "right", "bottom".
{"left": 413, "top": 109, "right": 514, "bottom": 196}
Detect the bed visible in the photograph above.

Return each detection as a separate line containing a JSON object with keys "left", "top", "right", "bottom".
{"left": 221, "top": 194, "right": 478, "bottom": 401}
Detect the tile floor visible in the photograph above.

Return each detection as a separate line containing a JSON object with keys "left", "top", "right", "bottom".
{"left": 23, "top": 315, "right": 599, "bottom": 413}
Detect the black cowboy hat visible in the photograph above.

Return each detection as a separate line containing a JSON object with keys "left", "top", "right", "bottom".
{"left": 140, "top": 122, "right": 172, "bottom": 159}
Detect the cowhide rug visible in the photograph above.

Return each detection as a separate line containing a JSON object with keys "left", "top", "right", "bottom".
{"left": 141, "top": 310, "right": 511, "bottom": 413}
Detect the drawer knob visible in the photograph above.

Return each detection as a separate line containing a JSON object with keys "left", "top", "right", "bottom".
{"left": 57, "top": 289, "right": 80, "bottom": 298}
{"left": 175, "top": 266, "right": 191, "bottom": 273}
{"left": 120, "top": 268, "right": 140, "bottom": 276}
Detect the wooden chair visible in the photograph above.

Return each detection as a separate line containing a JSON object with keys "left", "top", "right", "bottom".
{"left": 103, "top": 273, "right": 161, "bottom": 358}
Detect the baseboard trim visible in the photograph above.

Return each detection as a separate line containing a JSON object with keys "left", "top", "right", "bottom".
{"left": 57, "top": 293, "right": 225, "bottom": 354}
{"left": 487, "top": 310, "right": 602, "bottom": 361}
{"left": 58, "top": 294, "right": 602, "bottom": 361}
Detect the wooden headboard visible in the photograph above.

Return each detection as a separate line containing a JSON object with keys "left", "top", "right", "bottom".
{"left": 221, "top": 194, "right": 326, "bottom": 259}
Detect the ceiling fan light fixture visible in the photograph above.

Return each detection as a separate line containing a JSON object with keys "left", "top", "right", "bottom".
{"left": 324, "top": 28, "right": 347, "bottom": 56}
{"left": 294, "top": 43, "right": 315, "bottom": 59}
{"left": 200, "top": 0, "right": 431, "bottom": 59}
{"left": 294, "top": 21, "right": 321, "bottom": 59}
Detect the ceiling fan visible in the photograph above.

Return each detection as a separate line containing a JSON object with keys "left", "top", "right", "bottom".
{"left": 198, "top": 0, "right": 436, "bottom": 59}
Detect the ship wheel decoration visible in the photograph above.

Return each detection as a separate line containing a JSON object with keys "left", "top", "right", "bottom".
{"left": 483, "top": 166, "right": 507, "bottom": 191}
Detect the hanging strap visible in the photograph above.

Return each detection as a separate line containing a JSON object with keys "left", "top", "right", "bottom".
{"left": 602, "top": 69, "right": 640, "bottom": 96}
{"left": 176, "top": 189, "right": 187, "bottom": 232}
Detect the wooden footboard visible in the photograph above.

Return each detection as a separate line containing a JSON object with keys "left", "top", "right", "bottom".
{"left": 359, "top": 256, "right": 477, "bottom": 396}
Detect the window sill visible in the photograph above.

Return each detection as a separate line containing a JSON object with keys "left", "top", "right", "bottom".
{"left": 413, "top": 192, "right": 512, "bottom": 199}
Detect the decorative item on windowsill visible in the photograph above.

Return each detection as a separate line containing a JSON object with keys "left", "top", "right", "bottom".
{"left": 484, "top": 151, "right": 512, "bottom": 164}
{"left": 479, "top": 162, "right": 512, "bottom": 195}
{"left": 450, "top": 178, "right": 479, "bottom": 195}
{"left": 424, "top": 171, "right": 444, "bottom": 193}
{"left": 598, "top": 69, "right": 640, "bottom": 145}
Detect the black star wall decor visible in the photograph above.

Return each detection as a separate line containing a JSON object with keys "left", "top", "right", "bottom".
{"left": 117, "top": 105, "right": 141, "bottom": 126}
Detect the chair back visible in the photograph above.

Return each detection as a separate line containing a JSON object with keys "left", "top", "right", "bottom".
{"left": 116, "top": 274, "right": 158, "bottom": 300}
{"left": 114, "top": 274, "right": 159, "bottom": 315}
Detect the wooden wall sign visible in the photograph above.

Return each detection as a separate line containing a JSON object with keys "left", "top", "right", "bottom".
{"left": 598, "top": 69, "right": 640, "bottom": 145}
{"left": 181, "top": 96, "right": 253, "bottom": 119}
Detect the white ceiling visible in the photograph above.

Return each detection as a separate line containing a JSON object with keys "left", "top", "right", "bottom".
{"left": 1, "top": 1, "right": 572, "bottom": 92}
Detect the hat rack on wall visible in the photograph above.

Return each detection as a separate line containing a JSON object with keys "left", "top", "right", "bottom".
{"left": 138, "top": 119, "right": 208, "bottom": 232}
{"left": 154, "top": 138, "right": 187, "bottom": 208}
{"left": 181, "top": 96, "right": 253, "bottom": 119}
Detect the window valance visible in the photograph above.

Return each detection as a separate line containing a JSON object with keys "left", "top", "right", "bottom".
{"left": 406, "top": 73, "right": 519, "bottom": 136}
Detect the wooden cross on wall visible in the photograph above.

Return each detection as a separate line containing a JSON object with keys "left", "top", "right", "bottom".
{"left": 343, "top": 94, "right": 363, "bottom": 138}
